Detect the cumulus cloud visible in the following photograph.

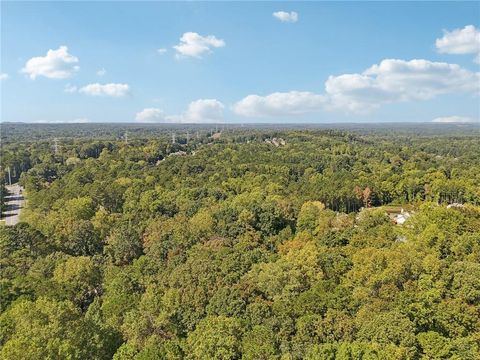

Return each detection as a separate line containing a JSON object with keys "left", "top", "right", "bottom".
{"left": 135, "top": 108, "right": 167, "bottom": 123}
{"left": 324, "top": 59, "right": 480, "bottom": 112}
{"left": 234, "top": 59, "right": 479, "bottom": 117}
{"left": 432, "top": 116, "right": 476, "bottom": 124}
{"left": 273, "top": 11, "right": 298, "bottom": 23}
{"left": 97, "top": 68, "right": 106, "bottom": 76}
{"left": 135, "top": 100, "right": 225, "bottom": 123}
{"left": 21, "top": 46, "right": 79, "bottom": 79}
{"left": 0, "top": 73, "right": 8, "bottom": 80}
{"left": 78, "top": 83, "right": 130, "bottom": 97}
{"left": 173, "top": 32, "right": 225, "bottom": 58}
{"left": 168, "top": 99, "right": 225, "bottom": 123}
{"left": 436, "top": 25, "right": 480, "bottom": 63}
{"left": 233, "top": 91, "right": 325, "bottom": 117}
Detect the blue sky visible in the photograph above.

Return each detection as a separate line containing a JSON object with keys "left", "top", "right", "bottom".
{"left": 1, "top": 1, "right": 479, "bottom": 124}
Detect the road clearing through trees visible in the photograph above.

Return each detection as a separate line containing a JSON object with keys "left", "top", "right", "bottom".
{"left": 2, "top": 184, "right": 25, "bottom": 226}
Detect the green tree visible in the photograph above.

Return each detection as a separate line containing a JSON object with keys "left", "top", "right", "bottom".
{"left": 0, "top": 298, "right": 119, "bottom": 360}
{"left": 185, "top": 316, "right": 243, "bottom": 360}
{"left": 104, "top": 224, "right": 143, "bottom": 266}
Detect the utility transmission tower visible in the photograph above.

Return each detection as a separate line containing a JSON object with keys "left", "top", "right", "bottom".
{"left": 53, "top": 138, "right": 59, "bottom": 155}
{"left": 7, "top": 167, "right": 12, "bottom": 185}
{"left": 172, "top": 133, "right": 176, "bottom": 144}
{"left": 124, "top": 131, "right": 128, "bottom": 144}
{"left": 186, "top": 131, "right": 190, "bottom": 144}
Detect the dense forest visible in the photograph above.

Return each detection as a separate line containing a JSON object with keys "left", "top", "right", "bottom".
{"left": 1, "top": 123, "right": 479, "bottom": 359}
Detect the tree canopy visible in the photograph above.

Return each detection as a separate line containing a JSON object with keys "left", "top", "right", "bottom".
{"left": 1, "top": 123, "right": 479, "bottom": 359}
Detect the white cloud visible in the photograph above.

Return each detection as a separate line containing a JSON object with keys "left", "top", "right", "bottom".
{"left": 432, "top": 116, "right": 476, "bottom": 124}
{"left": 181, "top": 99, "right": 225, "bottom": 122}
{"left": 233, "top": 91, "right": 325, "bottom": 117}
{"left": 29, "top": 118, "right": 91, "bottom": 124}
{"left": 436, "top": 25, "right": 480, "bottom": 63}
{"left": 273, "top": 11, "right": 298, "bottom": 23}
{"left": 234, "top": 59, "right": 479, "bottom": 117}
{"left": 157, "top": 48, "right": 167, "bottom": 55}
{"left": 21, "top": 46, "right": 79, "bottom": 79}
{"left": 136, "top": 100, "right": 224, "bottom": 123}
{"left": 78, "top": 83, "right": 130, "bottom": 97}
{"left": 69, "top": 118, "right": 91, "bottom": 123}
{"left": 0, "top": 73, "right": 8, "bottom": 80}
{"left": 173, "top": 32, "right": 225, "bottom": 58}
{"left": 168, "top": 99, "right": 225, "bottom": 123}
{"left": 324, "top": 59, "right": 480, "bottom": 112}
{"left": 64, "top": 84, "right": 78, "bottom": 93}
{"left": 97, "top": 68, "right": 106, "bottom": 76}
{"left": 135, "top": 108, "right": 167, "bottom": 123}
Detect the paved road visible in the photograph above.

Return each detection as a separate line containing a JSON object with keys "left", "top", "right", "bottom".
{"left": 2, "top": 184, "right": 25, "bottom": 226}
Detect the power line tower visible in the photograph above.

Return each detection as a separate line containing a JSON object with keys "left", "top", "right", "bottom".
{"left": 172, "top": 133, "right": 176, "bottom": 144}
{"left": 53, "top": 138, "right": 59, "bottom": 155}
{"left": 124, "top": 131, "right": 128, "bottom": 145}
{"left": 186, "top": 131, "right": 190, "bottom": 144}
{"left": 7, "top": 166, "right": 12, "bottom": 185}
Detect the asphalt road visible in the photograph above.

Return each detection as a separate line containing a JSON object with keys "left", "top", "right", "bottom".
{"left": 2, "top": 184, "right": 25, "bottom": 226}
